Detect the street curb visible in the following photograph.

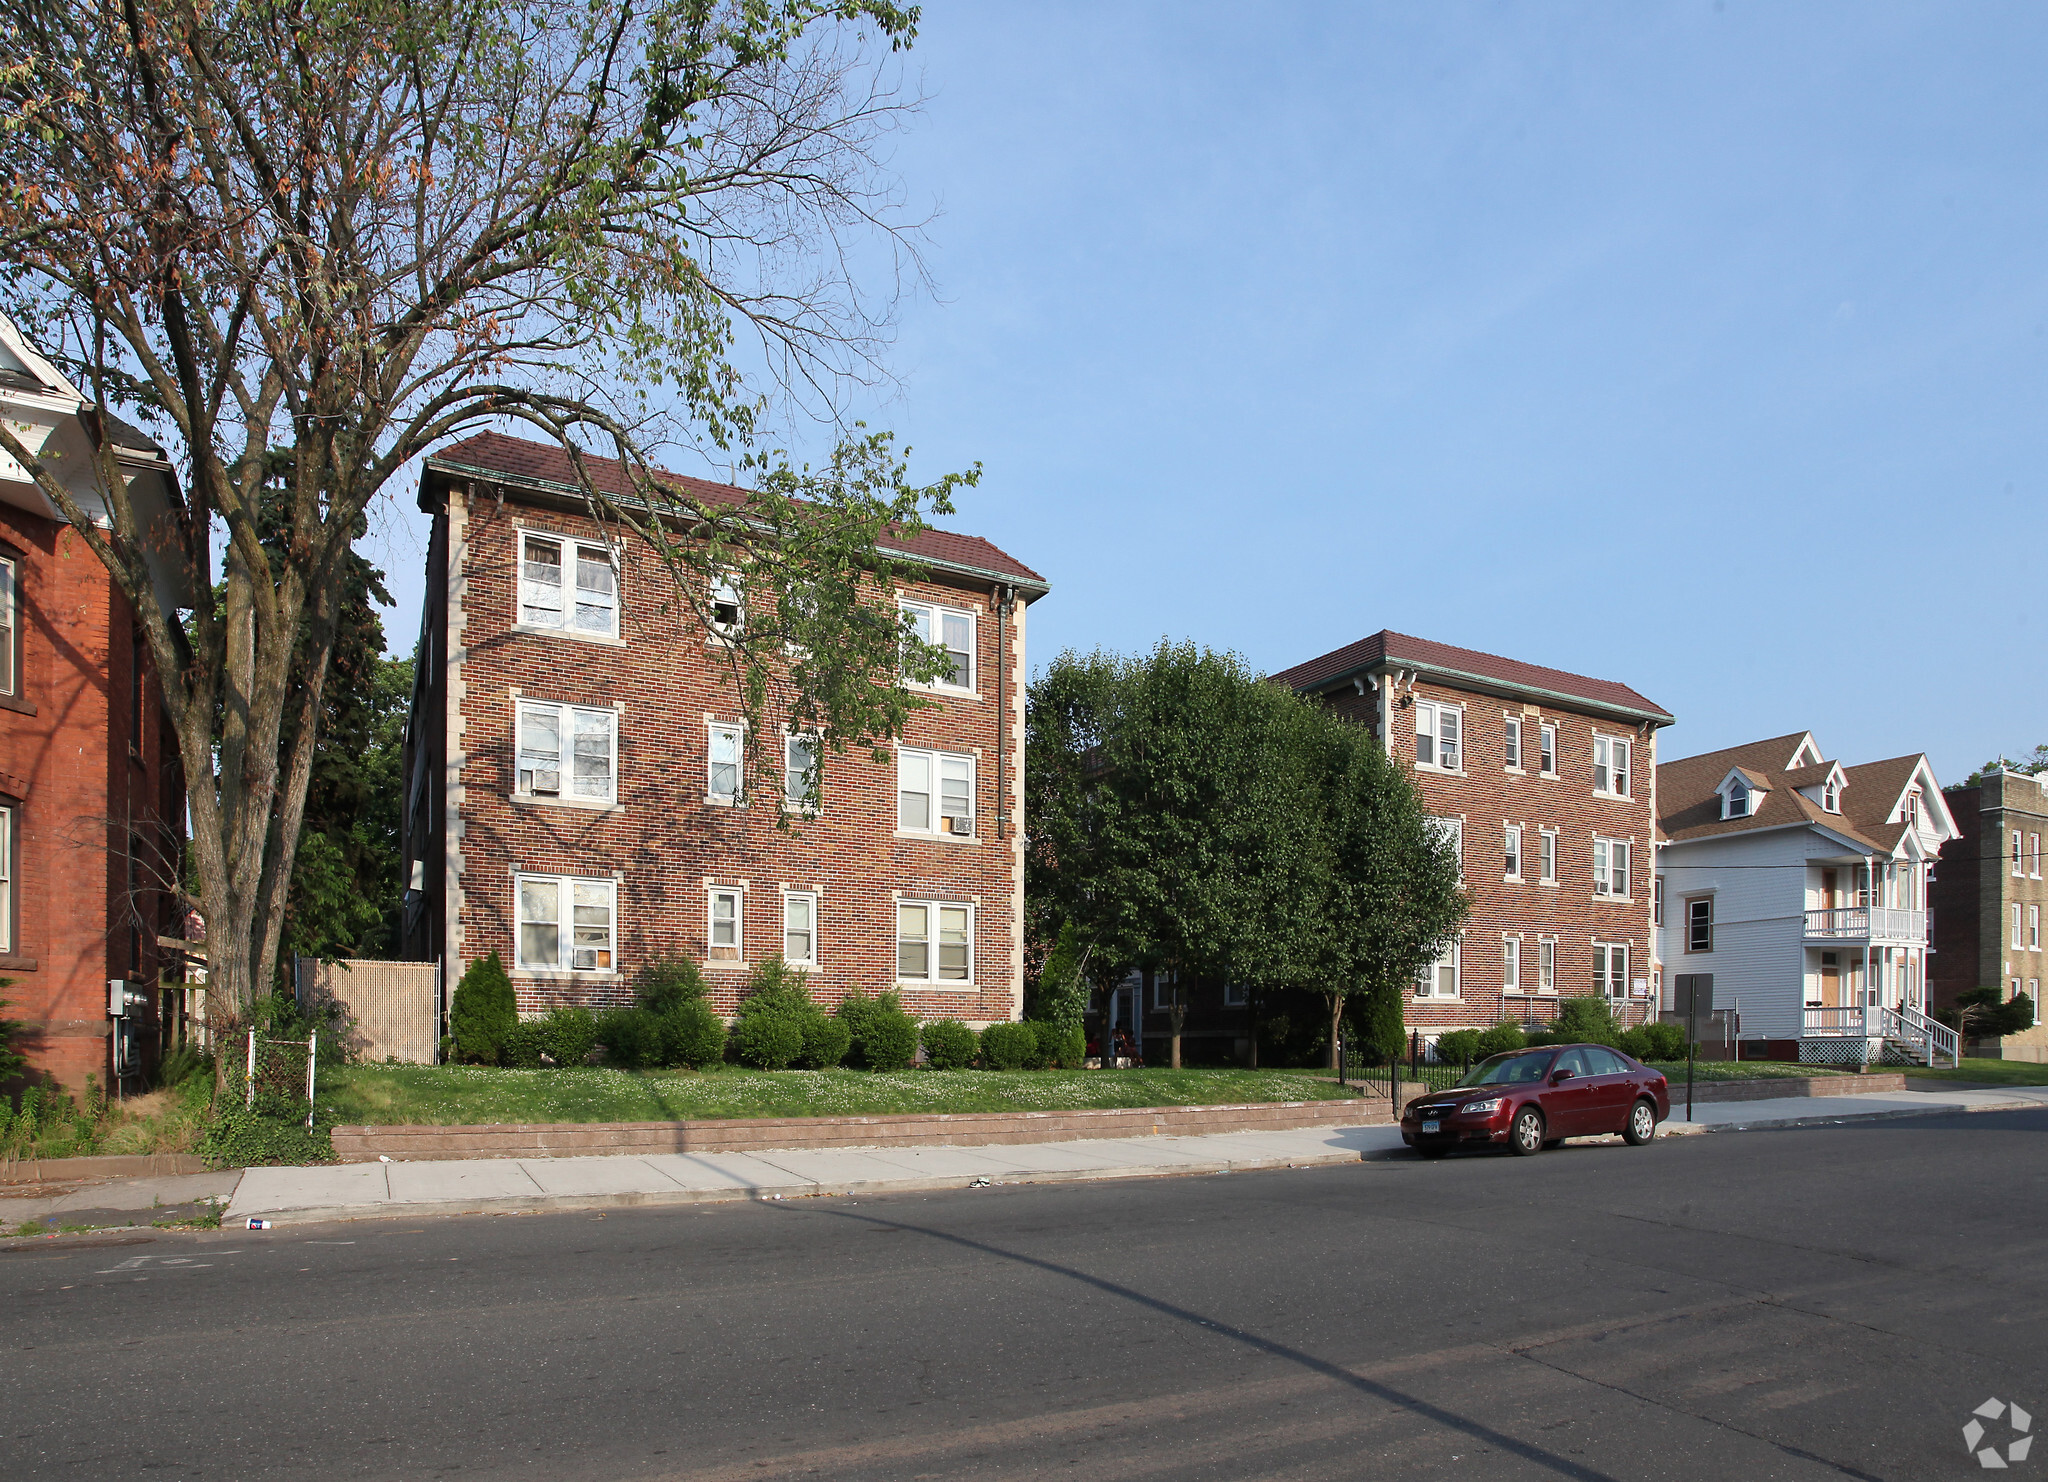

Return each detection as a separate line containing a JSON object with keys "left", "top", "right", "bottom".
{"left": 229, "top": 1147, "right": 1372, "bottom": 1225}
{"left": 1692, "top": 1097, "right": 2035, "bottom": 1134}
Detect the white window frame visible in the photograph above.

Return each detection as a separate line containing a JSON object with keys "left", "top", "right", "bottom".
{"left": 0, "top": 554, "right": 15, "bottom": 697}
{"left": 1222, "top": 982, "right": 1248, "bottom": 1007}
{"left": 1414, "top": 700, "right": 1464, "bottom": 773}
{"left": 514, "top": 700, "right": 617, "bottom": 805}
{"left": 2013, "top": 903, "right": 2024, "bottom": 951}
{"left": 514, "top": 872, "right": 616, "bottom": 974}
{"left": 1592, "top": 734, "right": 1631, "bottom": 798}
{"left": 898, "top": 746, "right": 975, "bottom": 837}
{"left": 896, "top": 898, "right": 974, "bottom": 985}
{"left": 1502, "top": 936, "right": 1521, "bottom": 993}
{"left": 1427, "top": 816, "right": 1464, "bottom": 882}
{"left": 1538, "top": 722, "right": 1557, "bottom": 776}
{"left": 1687, "top": 896, "right": 1713, "bottom": 954}
{"left": 2015, "top": 831, "right": 2026, "bottom": 878}
{"left": 709, "top": 571, "right": 745, "bottom": 642}
{"left": 783, "top": 730, "right": 820, "bottom": 814}
{"left": 708, "top": 886, "right": 745, "bottom": 965}
{"left": 900, "top": 599, "right": 975, "bottom": 692}
{"left": 2031, "top": 905, "right": 2040, "bottom": 953}
{"left": 1503, "top": 824, "right": 1522, "bottom": 881}
{"left": 1903, "top": 788, "right": 1921, "bottom": 828}
{"left": 782, "top": 889, "right": 818, "bottom": 968}
{"left": 1822, "top": 778, "right": 1840, "bottom": 812}
{"left": 1539, "top": 828, "right": 1558, "bottom": 885}
{"left": 1653, "top": 875, "right": 1664, "bottom": 927}
{"left": 2033, "top": 834, "right": 2042, "bottom": 880}
{"left": 1503, "top": 716, "right": 1523, "bottom": 771}
{"left": 1592, "top": 836, "right": 1631, "bottom": 899}
{"left": 518, "top": 530, "right": 619, "bottom": 639}
{"left": 707, "top": 721, "right": 745, "bottom": 805}
{"left": 1415, "top": 938, "right": 1461, "bottom": 1000}
{"left": 1537, "top": 937, "right": 1557, "bottom": 994}
{"left": 1594, "top": 941, "right": 1629, "bottom": 1000}
{"left": 0, "top": 804, "right": 12, "bottom": 954}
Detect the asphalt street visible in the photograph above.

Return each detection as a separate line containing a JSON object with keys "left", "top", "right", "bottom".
{"left": 5, "top": 1107, "right": 2045, "bottom": 1481}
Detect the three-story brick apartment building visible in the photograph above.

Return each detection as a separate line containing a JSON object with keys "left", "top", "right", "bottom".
{"left": 400, "top": 433, "right": 1047, "bottom": 1026}
{"left": 1275, "top": 631, "right": 1674, "bottom": 1047}
{"left": 1932, "top": 768, "right": 2048, "bottom": 1061}
{"left": 0, "top": 317, "right": 186, "bottom": 1094}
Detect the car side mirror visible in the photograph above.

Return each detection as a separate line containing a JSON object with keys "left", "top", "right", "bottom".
{"left": 1550, "top": 1068, "right": 1574, "bottom": 1084}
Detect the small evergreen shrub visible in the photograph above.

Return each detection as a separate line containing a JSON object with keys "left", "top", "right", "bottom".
{"left": 732, "top": 957, "right": 828, "bottom": 1070}
{"left": 1030, "top": 1019, "right": 1085, "bottom": 1069}
{"left": 920, "top": 1018, "right": 978, "bottom": 1070}
{"left": 1360, "top": 981, "right": 1405, "bottom": 1064}
{"left": 978, "top": 1021, "right": 1037, "bottom": 1071}
{"left": 539, "top": 1006, "right": 600, "bottom": 1067}
{"left": 447, "top": 952, "right": 517, "bottom": 1064}
{"left": 657, "top": 1001, "right": 729, "bottom": 1069}
{"left": 1473, "top": 1020, "right": 1526, "bottom": 1059}
{"left": 1546, "top": 996, "right": 1620, "bottom": 1047}
{"left": 800, "top": 1015, "right": 852, "bottom": 1071}
{"left": 1432, "top": 1029, "right": 1484, "bottom": 1066}
{"left": 597, "top": 1006, "right": 663, "bottom": 1069}
{"left": 636, "top": 955, "right": 709, "bottom": 1015}
{"left": 499, "top": 1020, "right": 547, "bottom": 1069}
{"left": 837, "top": 987, "right": 918, "bottom": 1071}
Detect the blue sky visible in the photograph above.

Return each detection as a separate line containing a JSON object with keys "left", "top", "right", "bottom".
{"left": 375, "top": 2, "right": 2048, "bottom": 782}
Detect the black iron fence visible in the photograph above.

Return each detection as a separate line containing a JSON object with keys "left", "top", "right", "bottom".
{"left": 1331, "top": 1032, "right": 1478, "bottom": 1116}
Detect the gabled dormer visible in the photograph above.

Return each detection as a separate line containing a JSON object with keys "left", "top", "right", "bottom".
{"left": 1785, "top": 733, "right": 1824, "bottom": 769}
{"left": 1788, "top": 760, "right": 1848, "bottom": 814}
{"left": 1717, "top": 767, "right": 1768, "bottom": 821}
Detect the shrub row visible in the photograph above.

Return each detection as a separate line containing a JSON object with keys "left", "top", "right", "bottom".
{"left": 445, "top": 952, "right": 1085, "bottom": 1072}
{"left": 1432, "top": 1006, "right": 1689, "bottom": 1067}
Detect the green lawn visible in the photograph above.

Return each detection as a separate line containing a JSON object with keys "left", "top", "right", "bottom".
{"left": 319, "top": 1064, "right": 1366, "bottom": 1126}
{"left": 1641, "top": 1060, "right": 1854, "bottom": 1082}
{"left": 1904, "top": 1058, "right": 2048, "bottom": 1086}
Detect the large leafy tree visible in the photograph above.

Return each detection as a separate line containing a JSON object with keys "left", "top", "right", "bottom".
{"left": 0, "top": 0, "right": 964, "bottom": 1031}
{"left": 1026, "top": 643, "right": 1464, "bottom": 1070}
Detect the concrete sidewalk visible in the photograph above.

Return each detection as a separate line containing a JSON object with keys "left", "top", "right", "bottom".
{"left": 218, "top": 1081, "right": 2048, "bottom": 1226}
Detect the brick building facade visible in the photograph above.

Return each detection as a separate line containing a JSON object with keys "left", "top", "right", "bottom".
{"left": 1276, "top": 631, "right": 1673, "bottom": 1044}
{"left": 401, "top": 433, "right": 1047, "bottom": 1026}
{"left": 1933, "top": 770, "right": 2048, "bottom": 1061}
{"left": 0, "top": 322, "right": 185, "bottom": 1095}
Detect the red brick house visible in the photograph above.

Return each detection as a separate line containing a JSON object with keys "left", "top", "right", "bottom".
{"left": 400, "top": 433, "right": 1047, "bottom": 1027}
{"left": 0, "top": 320, "right": 186, "bottom": 1095}
{"left": 1275, "top": 631, "right": 1674, "bottom": 1048}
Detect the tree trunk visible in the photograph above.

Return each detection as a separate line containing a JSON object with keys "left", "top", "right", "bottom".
{"left": 1327, "top": 992, "right": 1345, "bottom": 1071}
{"left": 1246, "top": 990, "right": 1259, "bottom": 1069}
{"left": 1168, "top": 997, "right": 1184, "bottom": 1070}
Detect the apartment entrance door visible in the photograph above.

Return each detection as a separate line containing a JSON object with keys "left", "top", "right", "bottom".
{"left": 1820, "top": 951, "right": 1846, "bottom": 1009}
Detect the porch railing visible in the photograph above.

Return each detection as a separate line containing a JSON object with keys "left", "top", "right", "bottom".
{"left": 1879, "top": 1003, "right": 1960, "bottom": 1069}
{"left": 1803, "top": 1006, "right": 1872, "bottom": 1037}
{"left": 1803, "top": 907, "right": 1927, "bottom": 943}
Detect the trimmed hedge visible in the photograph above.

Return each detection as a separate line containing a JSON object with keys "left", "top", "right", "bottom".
{"left": 1617, "top": 1021, "right": 1686, "bottom": 1062}
{"left": 978, "top": 1021, "right": 1037, "bottom": 1071}
{"left": 658, "top": 1000, "right": 730, "bottom": 1069}
{"left": 597, "top": 1006, "right": 664, "bottom": 1069}
{"left": 1032, "top": 1020, "right": 1087, "bottom": 1070}
{"left": 920, "top": 1018, "right": 978, "bottom": 1070}
{"left": 637, "top": 954, "right": 709, "bottom": 1014}
{"left": 447, "top": 951, "right": 517, "bottom": 1064}
{"left": 837, "top": 988, "right": 917, "bottom": 1071}
{"left": 1473, "top": 1020, "right": 1526, "bottom": 1059}
{"left": 732, "top": 957, "right": 842, "bottom": 1071}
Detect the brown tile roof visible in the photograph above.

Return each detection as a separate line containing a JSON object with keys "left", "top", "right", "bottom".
{"left": 1656, "top": 734, "right": 1929, "bottom": 852}
{"left": 423, "top": 431, "right": 1048, "bottom": 590}
{"left": 1271, "top": 630, "right": 1672, "bottom": 722}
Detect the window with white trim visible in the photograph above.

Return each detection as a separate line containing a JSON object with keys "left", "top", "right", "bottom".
{"left": 1902, "top": 788, "right": 1921, "bottom": 828}
{"left": 2015, "top": 831, "right": 2026, "bottom": 877}
{"left": 1821, "top": 777, "right": 1841, "bottom": 812}
{"left": 1503, "top": 824, "right": 1522, "bottom": 880}
{"left": 0, "top": 804, "right": 12, "bottom": 953}
{"left": 1504, "top": 717, "right": 1522, "bottom": 770}
{"left": 901, "top": 600, "right": 974, "bottom": 690}
{"left": 897, "top": 899, "right": 972, "bottom": 982}
{"left": 515, "top": 873, "right": 615, "bottom": 972}
{"left": 2031, "top": 977, "right": 2040, "bottom": 1001}
{"left": 2033, "top": 834, "right": 2042, "bottom": 880}
{"left": 1414, "top": 700, "right": 1462, "bottom": 771}
{"left": 1502, "top": 936, "right": 1521, "bottom": 992}
{"left": 1725, "top": 782, "right": 1751, "bottom": 820}
{"left": 2031, "top": 904, "right": 2040, "bottom": 952}
{"left": 1539, "top": 722, "right": 1557, "bottom": 775}
{"left": 1687, "top": 897, "right": 1712, "bottom": 953}
{"left": 1539, "top": 829, "right": 1558, "bottom": 885}
{"left": 0, "top": 554, "right": 16, "bottom": 696}
{"left": 1222, "top": 982, "right": 1248, "bottom": 1007}
{"left": 1653, "top": 876, "right": 1664, "bottom": 926}
{"left": 1415, "top": 939, "right": 1460, "bottom": 999}
{"left": 515, "top": 701, "right": 615, "bottom": 802}
{"left": 1426, "top": 816, "right": 1463, "bottom": 881}
{"left": 782, "top": 891, "right": 817, "bottom": 967}
{"left": 898, "top": 747, "right": 973, "bottom": 836}
{"left": 708, "top": 886, "right": 743, "bottom": 963}
{"left": 707, "top": 723, "right": 744, "bottom": 804}
{"left": 519, "top": 532, "right": 617, "bottom": 636}
{"left": 1594, "top": 941, "right": 1629, "bottom": 999}
{"left": 783, "top": 732, "right": 820, "bottom": 812}
{"left": 1593, "top": 734, "right": 1631, "bottom": 797}
{"left": 1538, "top": 937, "right": 1556, "bottom": 993}
{"left": 2013, "top": 903, "right": 2024, "bottom": 950}
{"left": 1592, "top": 836, "right": 1631, "bottom": 898}
{"left": 709, "top": 572, "right": 744, "bottom": 639}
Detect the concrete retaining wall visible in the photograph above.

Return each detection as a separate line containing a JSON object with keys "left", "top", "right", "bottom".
{"left": 330, "top": 1095, "right": 1408, "bottom": 1162}
{"left": 1678, "top": 1072, "right": 1909, "bottom": 1103}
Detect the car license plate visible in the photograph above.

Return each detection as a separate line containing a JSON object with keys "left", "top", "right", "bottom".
{"left": 1420, "top": 1119, "right": 1440, "bottom": 1134}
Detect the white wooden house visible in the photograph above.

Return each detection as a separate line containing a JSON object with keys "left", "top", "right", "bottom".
{"left": 1654, "top": 732, "right": 1960, "bottom": 1066}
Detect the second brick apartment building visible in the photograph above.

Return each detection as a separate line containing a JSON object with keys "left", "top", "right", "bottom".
{"left": 1276, "top": 630, "right": 1674, "bottom": 1044}
{"left": 401, "top": 433, "right": 1047, "bottom": 1025}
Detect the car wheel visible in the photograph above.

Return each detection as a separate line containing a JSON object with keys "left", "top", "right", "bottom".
{"left": 1416, "top": 1145, "right": 1450, "bottom": 1160}
{"left": 1623, "top": 1098, "right": 1658, "bottom": 1146}
{"left": 1510, "top": 1107, "right": 1545, "bottom": 1156}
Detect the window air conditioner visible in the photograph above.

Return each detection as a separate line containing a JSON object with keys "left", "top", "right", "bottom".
{"left": 572, "top": 947, "right": 599, "bottom": 970}
{"left": 949, "top": 814, "right": 973, "bottom": 836}
{"left": 527, "top": 769, "right": 560, "bottom": 796}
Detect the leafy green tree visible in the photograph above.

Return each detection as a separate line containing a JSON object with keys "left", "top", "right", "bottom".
{"left": 1964, "top": 746, "right": 2048, "bottom": 785}
{"left": 0, "top": 984, "right": 25, "bottom": 1087}
{"left": 0, "top": 0, "right": 960, "bottom": 1043}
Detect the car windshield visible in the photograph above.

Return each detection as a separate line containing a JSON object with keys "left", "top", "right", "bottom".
{"left": 1456, "top": 1050, "right": 1556, "bottom": 1088}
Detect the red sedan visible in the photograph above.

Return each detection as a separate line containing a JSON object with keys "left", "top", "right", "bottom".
{"left": 1399, "top": 1043, "right": 1671, "bottom": 1158}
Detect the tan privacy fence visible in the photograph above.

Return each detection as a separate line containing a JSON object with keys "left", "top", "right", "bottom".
{"left": 294, "top": 957, "right": 443, "bottom": 1064}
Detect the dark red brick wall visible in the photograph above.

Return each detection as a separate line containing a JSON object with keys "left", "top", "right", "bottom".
{"left": 443, "top": 486, "right": 1027, "bottom": 1024}
{"left": 0, "top": 503, "right": 175, "bottom": 1094}
{"left": 1319, "top": 676, "right": 1661, "bottom": 1036}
